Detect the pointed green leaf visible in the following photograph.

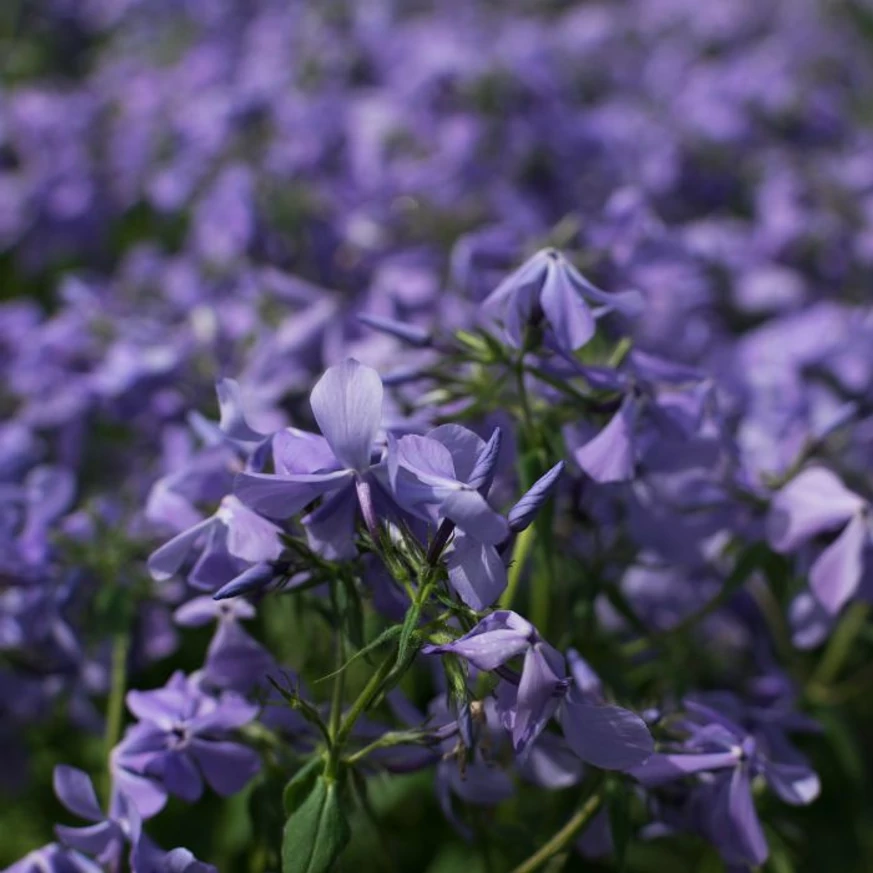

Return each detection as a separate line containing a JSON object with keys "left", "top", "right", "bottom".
{"left": 282, "top": 777, "right": 351, "bottom": 873}
{"left": 283, "top": 758, "right": 323, "bottom": 817}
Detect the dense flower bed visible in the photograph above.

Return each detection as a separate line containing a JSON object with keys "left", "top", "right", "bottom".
{"left": 3, "top": 1, "right": 873, "bottom": 871}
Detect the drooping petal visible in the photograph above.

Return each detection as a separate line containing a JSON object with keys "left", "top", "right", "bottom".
{"left": 504, "top": 281, "right": 543, "bottom": 348}
{"left": 189, "top": 739, "right": 260, "bottom": 796}
{"left": 764, "top": 760, "right": 821, "bottom": 805}
{"left": 110, "top": 765, "right": 167, "bottom": 820}
{"left": 512, "top": 644, "right": 566, "bottom": 754}
{"left": 540, "top": 258, "right": 597, "bottom": 351}
{"left": 216, "top": 378, "right": 265, "bottom": 444}
{"left": 302, "top": 482, "right": 359, "bottom": 561}
{"left": 574, "top": 399, "right": 637, "bottom": 484}
{"left": 518, "top": 732, "right": 584, "bottom": 790}
{"left": 767, "top": 467, "right": 866, "bottom": 552}
{"left": 309, "top": 358, "right": 383, "bottom": 472}
{"left": 630, "top": 751, "right": 738, "bottom": 786}
{"left": 53, "top": 766, "right": 103, "bottom": 822}
{"left": 158, "top": 752, "right": 203, "bottom": 803}
{"left": 565, "top": 256, "right": 644, "bottom": 318}
{"left": 446, "top": 537, "right": 507, "bottom": 610}
{"left": 561, "top": 701, "right": 653, "bottom": 770}
{"left": 188, "top": 523, "right": 240, "bottom": 591}
{"left": 810, "top": 512, "right": 868, "bottom": 615}
{"left": 480, "top": 251, "right": 548, "bottom": 346}
{"left": 728, "top": 766, "right": 769, "bottom": 866}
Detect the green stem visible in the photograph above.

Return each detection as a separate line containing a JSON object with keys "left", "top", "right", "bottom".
{"left": 103, "top": 632, "right": 130, "bottom": 801}
{"left": 328, "top": 627, "right": 346, "bottom": 742}
{"left": 812, "top": 602, "right": 870, "bottom": 687}
{"left": 500, "top": 525, "right": 536, "bottom": 610}
{"left": 330, "top": 653, "right": 396, "bottom": 764}
{"left": 531, "top": 529, "right": 554, "bottom": 632}
{"left": 509, "top": 784, "right": 604, "bottom": 873}
{"left": 808, "top": 660, "right": 873, "bottom": 704}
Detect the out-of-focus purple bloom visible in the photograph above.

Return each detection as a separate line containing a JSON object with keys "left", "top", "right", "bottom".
{"left": 52, "top": 766, "right": 139, "bottom": 870}
{"left": 574, "top": 398, "right": 637, "bottom": 484}
{"left": 188, "top": 378, "right": 270, "bottom": 457}
{"left": 480, "top": 248, "right": 643, "bottom": 352}
{"left": 148, "top": 495, "right": 283, "bottom": 591}
{"left": 632, "top": 700, "right": 819, "bottom": 867}
{"left": 112, "top": 671, "right": 260, "bottom": 818}
{"left": 174, "top": 596, "right": 274, "bottom": 692}
{"left": 768, "top": 467, "right": 870, "bottom": 615}
{"left": 4, "top": 843, "right": 100, "bottom": 873}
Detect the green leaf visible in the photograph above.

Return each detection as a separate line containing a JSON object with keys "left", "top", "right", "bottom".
{"left": 283, "top": 758, "right": 323, "bottom": 816}
{"left": 397, "top": 601, "right": 422, "bottom": 667}
{"left": 314, "top": 625, "right": 403, "bottom": 684}
{"left": 282, "top": 776, "right": 351, "bottom": 873}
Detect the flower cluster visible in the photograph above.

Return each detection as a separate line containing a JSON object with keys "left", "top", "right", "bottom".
{"left": 3, "top": 1, "right": 873, "bottom": 871}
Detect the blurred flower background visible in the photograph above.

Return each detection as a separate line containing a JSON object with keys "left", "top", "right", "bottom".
{"left": 4, "top": 0, "right": 873, "bottom": 870}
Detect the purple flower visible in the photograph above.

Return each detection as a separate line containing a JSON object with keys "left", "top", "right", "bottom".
{"left": 389, "top": 425, "right": 509, "bottom": 608}
{"left": 188, "top": 378, "right": 270, "bottom": 457}
{"left": 424, "top": 612, "right": 652, "bottom": 767}
{"left": 574, "top": 397, "right": 638, "bottom": 484}
{"left": 389, "top": 426, "right": 507, "bottom": 544}
{"left": 423, "top": 612, "right": 562, "bottom": 755}
{"left": 112, "top": 671, "right": 260, "bottom": 818}
{"left": 480, "top": 248, "right": 642, "bottom": 352}
{"left": 235, "top": 358, "right": 387, "bottom": 558}
{"left": 4, "top": 843, "right": 100, "bottom": 873}
{"left": 632, "top": 701, "right": 820, "bottom": 867}
{"left": 174, "top": 596, "right": 274, "bottom": 692}
{"left": 768, "top": 467, "right": 869, "bottom": 614}
{"left": 52, "top": 765, "right": 139, "bottom": 870}
{"left": 148, "top": 495, "right": 283, "bottom": 591}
